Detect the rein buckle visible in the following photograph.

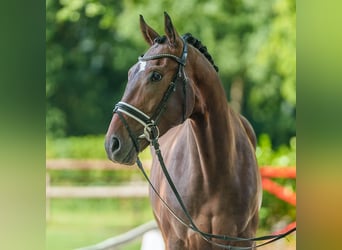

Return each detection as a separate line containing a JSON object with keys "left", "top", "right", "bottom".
{"left": 143, "top": 123, "right": 160, "bottom": 142}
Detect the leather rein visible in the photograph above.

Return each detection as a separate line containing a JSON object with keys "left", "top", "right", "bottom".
{"left": 112, "top": 38, "right": 296, "bottom": 249}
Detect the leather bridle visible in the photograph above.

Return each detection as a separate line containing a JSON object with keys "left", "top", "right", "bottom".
{"left": 113, "top": 37, "right": 188, "bottom": 151}
{"left": 112, "top": 37, "right": 296, "bottom": 249}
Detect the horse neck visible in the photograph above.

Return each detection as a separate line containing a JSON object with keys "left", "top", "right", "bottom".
{"left": 189, "top": 61, "right": 238, "bottom": 176}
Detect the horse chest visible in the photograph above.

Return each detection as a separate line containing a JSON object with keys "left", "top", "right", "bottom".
{"left": 150, "top": 156, "right": 231, "bottom": 221}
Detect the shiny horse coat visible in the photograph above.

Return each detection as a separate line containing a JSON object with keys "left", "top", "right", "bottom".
{"left": 105, "top": 12, "right": 262, "bottom": 250}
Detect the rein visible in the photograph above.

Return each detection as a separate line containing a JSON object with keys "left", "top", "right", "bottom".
{"left": 113, "top": 39, "right": 296, "bottom": 249}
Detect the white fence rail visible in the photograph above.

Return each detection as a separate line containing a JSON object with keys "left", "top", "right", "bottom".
{"left": 47, "top": 185, "right": 149, "bottom": 198}
{"left": 46, "top": 159, "right": 152, "bottom": 170}
{"left": 46, "top": 159, "right": 151, "bottom": 219}
{"left": 46, "top": 159, "right": 151, "bottom": 199}
{"left": 46, "top": 159, "right": 164, "bottom": 250}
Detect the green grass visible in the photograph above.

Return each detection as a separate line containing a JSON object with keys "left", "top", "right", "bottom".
{"left": 46, "top": 198, "right": 296, "bottom": 250}
{"left": 46, "top": 198, "right": 155, "bottom": 250}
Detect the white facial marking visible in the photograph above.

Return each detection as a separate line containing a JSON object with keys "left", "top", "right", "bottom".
{"left": 138, "top": 61, "right": 146, "bottom": 73}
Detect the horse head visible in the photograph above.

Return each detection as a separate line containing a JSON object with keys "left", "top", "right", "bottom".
{"left": 105, "top": 12, "right": 196, "bottom": 165}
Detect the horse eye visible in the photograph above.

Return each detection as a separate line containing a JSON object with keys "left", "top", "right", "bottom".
{"left": 150, "top": 71, "right": 163, "bottom": 82}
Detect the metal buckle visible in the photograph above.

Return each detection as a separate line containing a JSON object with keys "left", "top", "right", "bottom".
{"left": 143, "top": 123, "right": 160, "bottom": 142}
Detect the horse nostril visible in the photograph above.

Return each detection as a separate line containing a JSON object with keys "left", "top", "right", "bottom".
{"left": 111, "top": 136, "right": 120, "bottom": 153}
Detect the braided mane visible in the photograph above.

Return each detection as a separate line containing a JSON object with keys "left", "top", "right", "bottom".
{"left": 153, "top": 34, "right": 219, "bottom": 72}
{"left": 182, "top": 33, "right": 219, "bottom": 72}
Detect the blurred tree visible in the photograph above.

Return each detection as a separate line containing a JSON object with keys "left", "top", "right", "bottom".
{"left": 46, "top": 0, "right": 136, "bottom": 137}
{"left": 243, "top": 0, "right": 296, "bottom": 146}
{"left": 46, "top": 0, "right": 295, "bottom": 147}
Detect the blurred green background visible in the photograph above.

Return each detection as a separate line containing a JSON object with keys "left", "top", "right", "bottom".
{"left": 46, "top": 0, "right": 295, "bottom": 147}
{"left": 46, "top": 0, "right": 296, "bottom": 249}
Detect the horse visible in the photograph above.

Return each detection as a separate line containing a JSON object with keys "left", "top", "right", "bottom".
{"left": 105, "top": 12, "right": 262, "bottom": 249}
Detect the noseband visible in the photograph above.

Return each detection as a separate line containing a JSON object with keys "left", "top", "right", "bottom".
{"left": 113, "top": 38, "right": 188, "bottom": 150}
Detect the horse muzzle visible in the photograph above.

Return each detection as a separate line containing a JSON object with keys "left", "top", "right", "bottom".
{"left": 105, "top": 123, "right": 138, "bottom": 166}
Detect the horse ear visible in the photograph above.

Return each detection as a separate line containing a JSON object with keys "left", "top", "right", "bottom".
{"left": 164, "top": 12, "right": 179, "bottom": 48}
{"left": 140, "top": 15, "right": 160, "bottom": 46}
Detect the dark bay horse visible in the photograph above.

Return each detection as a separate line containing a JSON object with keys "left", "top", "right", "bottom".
{"left": 105, "top": 12, "right": 262, "bottom": 249}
